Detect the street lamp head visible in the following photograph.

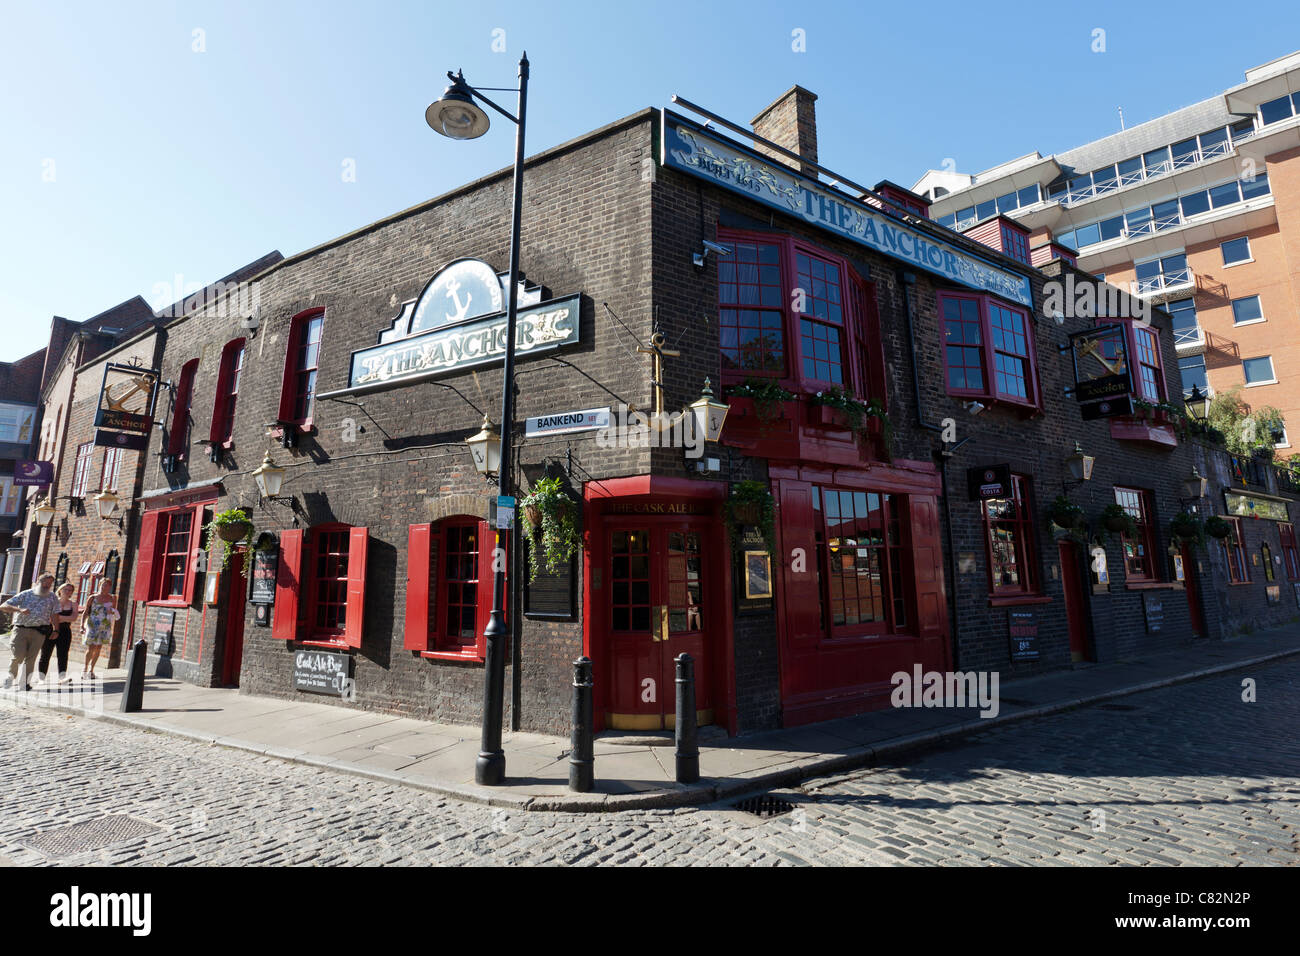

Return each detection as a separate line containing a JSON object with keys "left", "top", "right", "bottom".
{"left": 252, "top": 453, "right": 287, "bottom": 500}
{"left": 1185, "top": 384, "right": 1210, "bottom": 422}
{"left": 426, "top": 70, "right": 490, "bottom": 140}
{"left": 33, "top": 501, "right": 56, "bottom": 528}
{"left": 93, "top": 490, "right": 120, "bottom": 520}
{"left": 466, "top": 417, "right": 502, "bottom": 477}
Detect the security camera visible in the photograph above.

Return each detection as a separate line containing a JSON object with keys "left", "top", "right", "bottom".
{"left": 693, "top": 240, "right": 734, "bottom": 268}
{"left": 241, "top": 305, "right": 261, "bottom": 333}
{"left": 964, "top": 401, "right": 986, "bottom": 416}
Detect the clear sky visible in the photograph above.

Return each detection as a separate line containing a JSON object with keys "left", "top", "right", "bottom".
{"left": 3, "top": 0, "right": 1298, "bottom": 364}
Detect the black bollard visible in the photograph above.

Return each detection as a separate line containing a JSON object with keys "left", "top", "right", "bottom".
{"left": 675, "top": 653, "right": 699, "bottom": 783}
{"left": 569, "top": 656, "right": 594, "bottom": 792}
{"left": 120, "top": 639, "right": 147, "bottom": 713}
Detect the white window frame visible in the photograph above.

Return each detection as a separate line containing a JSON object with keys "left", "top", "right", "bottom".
{"left": 1242, "top": 355, "right": 1277, "bottom": 387}
{"left": 1231, "top": 294, "right": 1266, "bottom": 327}
{"left": 1221, "top": 236, "right": 1253, "bottom": 267}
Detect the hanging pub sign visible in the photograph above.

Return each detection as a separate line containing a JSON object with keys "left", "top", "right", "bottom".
{"left": 1068, "top": 325, "right": 1131, "bottom": 403}
{"left": 1079, "top": 394, "right": 1134, "bottom": 421}
{"left": 661, "top": 114, "right": 1033, "bottom": 307}
{"left": 339, "top": 258, "right": 582, "bottom": 394}
{"left": 967, "top": 464, "right": 1012, "bottom": 501}
{"left": 1009, "top": 609, "right": 1039, "bottom": 661}
{"left": 1224, "top": 491, "right": 1290, "bottom": 522}
{"left": 14, "top": 460, "right": 53, "bottom": 487}
{"left": 93, "top": 362, "right": 161, "bottom": 451}
{"left": 249, "top": 539, "right": 279, "bottom": 605}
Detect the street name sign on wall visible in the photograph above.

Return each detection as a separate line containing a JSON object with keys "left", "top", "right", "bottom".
{"left": 525, "top": 408, "right": 610, "bottom": 438}
{"left": 661, "top": 112, "right": 1033, "bottom": 308}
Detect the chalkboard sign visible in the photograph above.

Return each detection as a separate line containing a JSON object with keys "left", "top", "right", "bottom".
{"left": 152, "top": 609, "right": 175, "bottom": 655}
{"left": 294, "top": 649, "right": 352, "bottom": 697}
{"left": 249, "top": 544, "right": 278, "bottom": 605}
{"left": 524, "top": 552, "right": 575, "bottom": 619}
{"left": 1143, "top": 593, "right": 1164, "bottom": 633}
{"left": 1009, "top": 609, "right": 1039, "bottom": 661}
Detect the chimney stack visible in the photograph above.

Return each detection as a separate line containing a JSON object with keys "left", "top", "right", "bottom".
{"left": 751, "top": 86, "right": 818, "bottom": 175}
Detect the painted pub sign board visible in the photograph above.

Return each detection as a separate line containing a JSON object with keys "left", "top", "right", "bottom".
{"left": 661, "top": 112, "right": 1033, "bottom": 308}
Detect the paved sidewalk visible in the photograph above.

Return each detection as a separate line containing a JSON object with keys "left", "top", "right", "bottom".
{"left": 4, "top": 627, "right": 1299, "bottom": 811}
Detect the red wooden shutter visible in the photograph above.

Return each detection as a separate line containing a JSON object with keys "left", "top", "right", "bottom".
{"left": 278, "top": 317, "right": 299, "bottom": 423}
{"left": 181, "top": 504, "right": 206, "bottom": 604}
{"left": 168, "top": 360, "right": 198, "bottom": 456}
{"left": 134, "top": 511, "right": 159, "bottom": 602}
{"left": 343, "top": 525, "right": 369, "bottom": 648}
{"left": 208, "top": 339, "right": 242, "bottom": 442}
{"left": 776, "top": 480, "right": 821, "bottom": 646}
{"left": 909, "top": 494, "right": 951, "bottom": 670}
{"left": 273, "top": 529, "right": 303, "bottom": 640}
{"left": 855, "top": 278, "right": 888, "bottom": 406}
{"left": 404, "top": 523, "right": 431, "bottom": 651}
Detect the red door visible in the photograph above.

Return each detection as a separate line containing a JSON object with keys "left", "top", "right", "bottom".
{"left": 1059, "top": 540, "right": 1090, "bottom": 662}
{"left": 1180, "top": 542, "right": 1206, "bottom": 638}
{"left": 220, "top": 550, "right": 247, "bottom": 686}
{"left": 605, "top": 522, "right": 711, "bottom": 730}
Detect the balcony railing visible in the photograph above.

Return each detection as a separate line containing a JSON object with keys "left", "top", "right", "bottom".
{"left": 1058, "top": 137, "right": 1242, "bottom": 208}
{"left": 1229, "top": 452, "right": 1271, "bottom": 489}
{"left": 1173, "top": 323, "right": 1204, "bottom": 352}
{"left": 1136, "top": 267, "right": 1193, "bottom": 295}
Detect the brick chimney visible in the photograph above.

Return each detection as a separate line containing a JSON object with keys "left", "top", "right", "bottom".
{"left": 751, "top": 86, "right": 818, "bottom": 175}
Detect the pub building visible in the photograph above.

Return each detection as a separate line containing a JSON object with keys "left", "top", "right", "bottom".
{"left": 116, "top": 85, "right": 1295, "bottom": 738}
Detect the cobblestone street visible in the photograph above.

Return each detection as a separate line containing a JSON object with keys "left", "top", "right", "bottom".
{"left": 2, "top": 658, "right": 1297, "bottom": 866}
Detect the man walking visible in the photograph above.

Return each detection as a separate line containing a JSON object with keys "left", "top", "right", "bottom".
{"left": 2, "top": 572, "right": 60, "bottom": 691}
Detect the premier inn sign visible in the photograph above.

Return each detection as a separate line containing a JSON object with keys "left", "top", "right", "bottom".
{"left": 661, "top": 112, "right": 1034, "bottom": 309}
{"left": 344, "top": 258, "right": 581, "bottom": 392}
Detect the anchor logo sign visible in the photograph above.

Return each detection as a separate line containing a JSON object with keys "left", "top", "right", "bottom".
{"left": 444, "top": 278, "right": 472, "bottom": 324}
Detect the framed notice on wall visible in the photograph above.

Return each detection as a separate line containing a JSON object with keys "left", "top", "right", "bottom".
{"left": 249, "top": 543, "right": 278, "bottom": 605}
{"left": 735, "top": 528, "right": 774, "bottom": 613}
{"left": 1009, "top": 609, "right": 1039, "bottom": 661}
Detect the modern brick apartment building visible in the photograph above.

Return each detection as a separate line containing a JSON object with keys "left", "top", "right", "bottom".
{"left": 916, "top": 51, "right": 1300, "bottom": 453}
{"left": 77, "top": 83, "right": 1296, "bottom": 740}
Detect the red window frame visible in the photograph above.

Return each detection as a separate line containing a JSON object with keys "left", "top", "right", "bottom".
{"left": 1279, "top": 523, "right": 1300, "bottom": 580}
{"left": 939, "top": 291, "right": 1041, "bottom": 411}
{"left": 715, "top": 230, "right": 885, "bottom": 404}
{"left": 982, "top": 474, "right": 1039, "bottom": 596}
{"left": 279, "top": 309, "right": 324, "bottom": 429}
{"left": 1000, "top": 224, "right": 1030, "bottom": 264}
{"left": 811, "top": 485, "right": 909, "bottom": 639}
{"left": 209, "top": 337, "right": 246, "bottom": 445}
{"left": 1115, "top": 487, "right": 1160, "bottom": 582}
{"left": 403, "top": 518, "right": 503, "bottom": 661}
{"left": 100, "top": 446, "right": 122, "bottom": 492}
{"left": 136, "top": 504, "right": 206, "bottom": 606}
{"left": 1095, "top": 318, "right": 1168, "bottom": 405}
{"left": 168, "top": 359, "right": 199, "bottom": 457}
{"left": 71, "top": 442, "right": 94, "bottom": 498}
{"left": 1222, "top": 517, "right": 1249, "bottom": 584}
{"left": 272, "top": 524, "right": 368, "bottom": 647}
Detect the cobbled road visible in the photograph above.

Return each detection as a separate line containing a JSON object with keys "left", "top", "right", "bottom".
{"left": 2, "top": 658, "right": 1297, "bottom": 866}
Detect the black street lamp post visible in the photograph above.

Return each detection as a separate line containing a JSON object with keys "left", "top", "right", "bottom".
{"left": 426, "top": 53, "right": 529, "bottom": 786}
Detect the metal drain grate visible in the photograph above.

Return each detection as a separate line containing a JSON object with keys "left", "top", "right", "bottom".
{"left": 19, "top": 815, "right": 164, "bottom": 859}
{"left": 734, "top": 794, "right": 795, "bottom": 818}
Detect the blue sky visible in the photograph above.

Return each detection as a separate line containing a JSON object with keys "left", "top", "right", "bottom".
{"left": 3, "top": 0, "right": 1298, "bottom": 363}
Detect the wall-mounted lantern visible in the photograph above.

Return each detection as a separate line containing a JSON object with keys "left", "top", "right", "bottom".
{"left": 466, "top": 417, "right": 503, "bottom": 478}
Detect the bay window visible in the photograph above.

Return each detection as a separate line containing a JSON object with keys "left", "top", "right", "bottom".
{"left": 716, "top": 231, "right": 884, "bottom": 403}
{"left": 939, "top": 291, "right": 1040, "bottom": 411}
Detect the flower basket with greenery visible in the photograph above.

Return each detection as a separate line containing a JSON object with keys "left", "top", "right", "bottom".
{"left": 726, "top": 480, "right": 775, "bottom": 554}
{"left": 1098, "top": 503, "right": 1137, "bottom": 537}
{"left": 1131, "top": 397, "right": 1155, "bottom": 421}
{"left": 1048, "top": 495, "right": 1085, "bottom": 530}
{"left": 520, "top": 476, "right": 581, "bottom": 582}
{"left": 1169, "top": 511, "right": 1206, "bottom": 549}
{"left": 204, "top": 508, "right": 253, "bottom": 572}
{"left": 1204, "top": 515, "right": 1233, "bottom": 539}
{"left": 727, "top": 377, "right": 795, "bottom": 425}
{"left": 811, "top": 387, "right": 894, "bottom": 457}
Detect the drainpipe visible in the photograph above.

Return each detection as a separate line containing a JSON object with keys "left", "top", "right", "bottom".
{"left": 899, "top": 270, "right": 967, "bottom": 670}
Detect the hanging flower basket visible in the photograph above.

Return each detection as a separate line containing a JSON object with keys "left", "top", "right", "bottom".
{"left": 1099, "top": 503, "right": 1137, "bottom": 537}
{"left": 217, "top": 519, "right": 252, "bottom": 542}
{"left": 1048, "top": 496, "right": 1085, "bottom": 530}
{"left": 520, "top": 477, "right": 581, "bottom": 582}
{"left": 1205, "top": 515, "right": 1233, "bottom": 539}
